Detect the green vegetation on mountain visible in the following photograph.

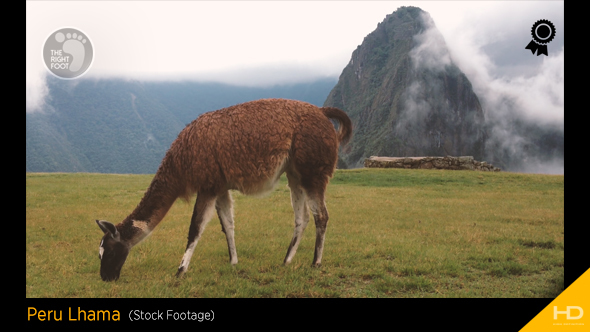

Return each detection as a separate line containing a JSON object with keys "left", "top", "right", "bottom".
{"left": 324, "top": 6, "right": 486, "bottom": 167}
{"left": 26, "top": 77, "right": 337, "bottom": 173}
{"left": 26, "top": 6, "right": 562, "bottom": 174}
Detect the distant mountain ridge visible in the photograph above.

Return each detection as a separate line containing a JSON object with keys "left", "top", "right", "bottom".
{"left": 26, "top": 77, "right": 337, "bottom": 173}
{"left": 26, "top": 6, "right": 563, "bottom": 174}
{"left": 324, "top": 6, "right": 486, "bottom": 168}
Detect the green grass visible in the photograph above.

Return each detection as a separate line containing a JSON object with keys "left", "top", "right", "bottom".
{"left": 26, "top": 168, "right": 564, "bottom": 298}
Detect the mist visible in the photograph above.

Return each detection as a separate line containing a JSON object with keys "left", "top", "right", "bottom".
{"left": 25, "top": 1, "right": 396, "bottom": 113}
{"left": 407, "top": 9, "right": 564, "bottom": 174}
{"left": 26, "top": 2, "right": 564, "bottom": 174}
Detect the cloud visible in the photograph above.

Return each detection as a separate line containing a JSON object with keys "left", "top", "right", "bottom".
{"left": 462, "top": 43, "right": 564, "bottom": 174}
{"left": 26, "top": 2, "right": 565, "bottom": 174}
{"left": 459, "top": 63, "right": 562, "bottom": 172}
{"left": 409, "top": 12, "right": 452, "bottom": 72}
{"left": 395, "top": 81, "right": 431, "bottom": 139}
{"left": 26, "top": 69, "right": 48, "bottom": 113}
{"left": 403, "top": 4, "right": 564, "bottom": 174}
{"left": 26, "top": 1, "right": 401, "bottom": 111}
{"left": 493, "top": 47, "right": 564, "bottom": 124}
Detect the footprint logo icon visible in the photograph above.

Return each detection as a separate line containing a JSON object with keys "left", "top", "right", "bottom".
{"left": 43, "top": 28, "right": 94, "bottom": 79}
{"left": 55, "top": 32, "right": 87, "bottom": 72}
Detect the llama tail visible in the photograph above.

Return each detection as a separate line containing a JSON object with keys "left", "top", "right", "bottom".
{"left": 321, "top": 106, "right": 353, "bottom": 146}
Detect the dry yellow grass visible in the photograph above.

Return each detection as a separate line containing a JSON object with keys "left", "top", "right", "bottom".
{"left": 26, "top": 169, "right": 564, "bottom": 297}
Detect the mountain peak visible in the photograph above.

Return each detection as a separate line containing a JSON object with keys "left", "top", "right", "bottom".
{"left": 325, "top": 6, "right": 485, "bottom": 168}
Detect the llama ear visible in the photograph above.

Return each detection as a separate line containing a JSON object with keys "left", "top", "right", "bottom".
{"left": 96, "top": 220, "right": 120, "bottom": 240}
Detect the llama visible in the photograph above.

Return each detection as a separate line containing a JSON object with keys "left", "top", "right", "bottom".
{"left": 96, "top": 98, "right": 352, "bottom": 281}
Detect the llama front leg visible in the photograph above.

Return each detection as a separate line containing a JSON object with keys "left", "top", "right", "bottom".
{"left": 176, "top": 192, "right": 217, "bottom": 278}
{"left": 216, "top": 190, "right": 238, "bottom": 265}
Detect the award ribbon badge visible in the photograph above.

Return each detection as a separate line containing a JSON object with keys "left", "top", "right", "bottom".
{"left": 525, "top": 20, "right": 556, "bottom": 56}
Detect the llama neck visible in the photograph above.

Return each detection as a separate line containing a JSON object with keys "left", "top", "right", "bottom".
{"left": 119, "top": 171, "right": 180, "bottom": 246}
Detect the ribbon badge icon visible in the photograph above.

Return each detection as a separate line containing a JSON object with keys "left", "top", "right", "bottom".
{"left": 525, "top": 19, "right": 556, "bottom": 56}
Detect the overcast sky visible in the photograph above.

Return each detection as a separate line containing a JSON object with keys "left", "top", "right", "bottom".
{"left": 26, "top": 1, "right": 564, "bottom": 120}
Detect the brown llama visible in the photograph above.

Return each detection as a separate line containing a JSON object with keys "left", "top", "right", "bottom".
{"left": 96, "top": 98, "right": 352, "bottom": 281}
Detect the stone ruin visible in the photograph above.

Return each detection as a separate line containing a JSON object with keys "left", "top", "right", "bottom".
{"left": 364, "top": 156, "right": 501, "bottom": 172}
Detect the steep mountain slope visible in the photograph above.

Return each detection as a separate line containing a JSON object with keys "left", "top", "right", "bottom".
{"left": 324, "top": 6, "right": 486, "bottom": 168}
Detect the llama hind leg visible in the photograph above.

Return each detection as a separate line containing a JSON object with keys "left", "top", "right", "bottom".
{"left": 216, "top": 190, "right": 238, "bottom": 265}
{"left": 176, "top": 192, "right": 217, "bottom": 278}
{"left": 306, "top": 191, "right": 329, "bottom": 267}
{"left": 283, "top": 177, "right": 310, "bottom": 265}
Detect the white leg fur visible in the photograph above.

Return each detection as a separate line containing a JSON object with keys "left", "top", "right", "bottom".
{"left": 216, "top": 191, "right": 238, "bottom": 265}
{"left": 307, "top": 196, "right": 328, "bottom": 266}
{"left": 284, "top": 181, "right": 310, "bottom": 264}
{"left": 177, "top": 199, "right": 217, "bottom": 275}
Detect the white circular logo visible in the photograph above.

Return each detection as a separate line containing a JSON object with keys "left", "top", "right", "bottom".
{"left": 43, "top": 27, "right": 94, "bottom": 79}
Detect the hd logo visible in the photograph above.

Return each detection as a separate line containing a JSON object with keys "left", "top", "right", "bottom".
{"left": 554, "top": 306, "right": 584, "bottom": 320}
{"left": 520, "top": 271, "right": 588, "bottom": 331}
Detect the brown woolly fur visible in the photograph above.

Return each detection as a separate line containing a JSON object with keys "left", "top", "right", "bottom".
{"left": 96, "top": 98, "right": 352, "bottom": 281}
{"left": 162, "top": 98, "right": 350, "bottom": 201}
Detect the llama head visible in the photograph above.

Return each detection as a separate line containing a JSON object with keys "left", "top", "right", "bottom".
{"left": 96, "top": 220, "right": 130, "bottom": 281}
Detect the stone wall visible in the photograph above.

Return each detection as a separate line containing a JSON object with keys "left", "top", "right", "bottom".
{"left": 364, "top": 156, "right": 501, "bottom": 172}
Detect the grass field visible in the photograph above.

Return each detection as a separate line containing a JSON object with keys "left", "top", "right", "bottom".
{"left": 26, "top": 168, "right": 564, "bottom": 298}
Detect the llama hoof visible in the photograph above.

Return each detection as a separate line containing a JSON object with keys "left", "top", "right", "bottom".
{"left": 311, "top": 262, "right": 322, "bottom": 268}
{"left": 175, "top": 267, "right": 186, "bottom": 278}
